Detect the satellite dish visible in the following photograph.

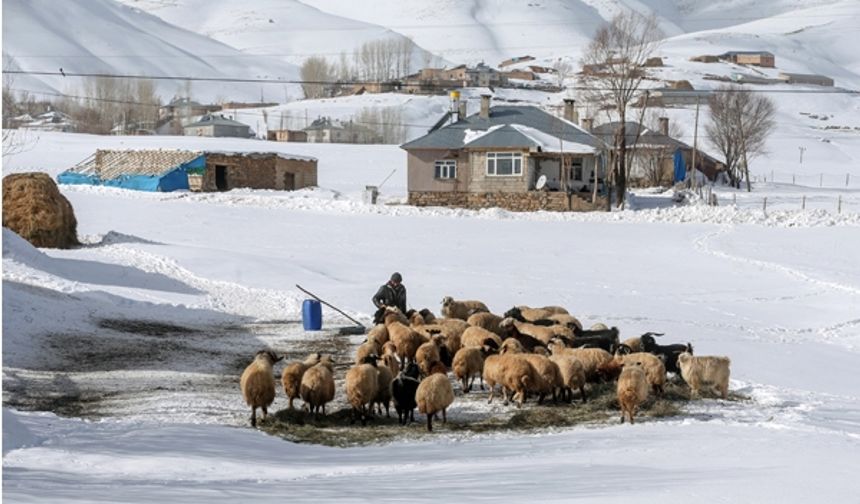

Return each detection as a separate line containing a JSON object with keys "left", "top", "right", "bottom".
{"left": 535, "top": 174, "right": 547, "bottom": 190}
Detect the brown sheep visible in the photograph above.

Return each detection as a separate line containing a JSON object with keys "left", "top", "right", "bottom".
{"left": 498, "top": 338, "right": 525, "bottom": 355}
{"left": 501, "top": 318, "right": 559, "bottom": 346}
{"left": 482, "top": 354, "right": 536, "bottom": 407}
{"left": 299, "top": 358, "right": 335, "bottom": 417}
{"left": 461, "top": 326, "right": 503, "bottom": 349}
{"left": 432, "top": 318, "right": 470, "bottom": 340}
{"left": 678, "top": 352, "right": 731, "bottom": 399}
{"left": 466, "top": 312, "right": 505, "bottom": 336}
{"left": 381, "top": 350, "right": 400, "bottom": 376}
{"left": 441, "top": 296, "right": 489, "bottom": 320}
{"left": 366, "top": 324, "right": 389, "bottom": 347}
{"left": 374, "top": 361, "right": 394, "bottom": 417}
{"left": 416, "top": 363, "right": 455, "bottom": 432}
{"left": 548, "top": 313, "right": 583, "bottom": 330}
{"left": 280, "top": 352, "right": 321, "bottom": 409}
{"left": 617, "top": 363, "right": 650, "bottom": 424}
{"left": 345, "top": 356, "right": 380, "bottom": 425}
{"left": 522, "top": 354, "right": 563, "bottom": 404}
{"left": 622, "top": 336, "right": 643, "bottom": 353}
{"left": 549, "top": 343, "right": 613, "bottom": 382}
{"left": 241, "top": 350, "right": 284, "bottom": 427}
{"left": 598, "top": 352, "right": 666, "bottom": 395}
{"left": 452, "top": 345, "right": 489, "bottom": 392}
{"left": 539, "top": 305, "right": 569, "bottom": 315}
{"left": 415, "top": 340, "right": 441, "bottom": 376}
{"left": 550, "top": 354, "right": 587, "bottom": 403}
{"left": 385, "top": 313, "right": 428, "bottom": 365}
{"left": 355, "top": 340, "right": 381, "bottom": 365}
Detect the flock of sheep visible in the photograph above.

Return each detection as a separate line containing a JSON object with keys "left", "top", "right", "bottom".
{"left": 239, "top": 296, "right": 732, "bottom": 431}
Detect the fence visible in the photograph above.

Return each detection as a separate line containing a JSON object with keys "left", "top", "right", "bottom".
{"left": 720, "top": 191, "right": 855, "bottom": 214}
{"left": 752, "top": 171, "right": 859, "bottom": 188}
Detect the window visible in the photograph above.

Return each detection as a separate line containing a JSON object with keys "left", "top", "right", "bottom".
{"left": 434, "top": 160, "right": 457, "bottom": 179}
{"left": 572, "top": 158, "right": 583, "bottom": 181}
{"left": 486, "top": 152, "right": 523, "bottom": 176}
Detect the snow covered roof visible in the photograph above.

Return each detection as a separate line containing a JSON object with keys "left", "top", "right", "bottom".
{"left": 401, "top": 105, "right": 603, "bottom": 152}
{"left": 463, "top": 124, "right": 599, "bottom": 154}
{"left": 90, "top": 149, "right": 203, "bottom": 179}
{"left": 183, "top": 114, "right": 249, "bottom": 129}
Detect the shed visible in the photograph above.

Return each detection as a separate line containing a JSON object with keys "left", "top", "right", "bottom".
{"left": 58, "top": 149, "right": 204, "bottom": 192}
{"left": 200, "top": 152, "right": 317, "bottom": 192}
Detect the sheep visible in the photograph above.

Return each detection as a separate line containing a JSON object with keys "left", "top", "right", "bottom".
{"left": 549, "top": 354, "right": 587, "bottom": 403}
{"left": 570, "top": 326, "right": 620, "bottom": 352}
{"left": 355, "top": 340, "right": 381, "bottom": 365}
{"left": 452, "top": 344, "right": 492, "bottom": 392}
{"left": 373, "top": 305, "right": 409, "bottom": 325}
{"left": 381, "top": 349, "right": 400, "bottom": 376}
{"left": 590, "top": 322, "right": 608, "bottom": 331}
{"left": 548, "top": 313, "right": 583, "bottom": 330}
{"left": 345, "top": 355, "right": 380, "bottom": 425}
{"left": 415, "top": 340, "right": 441, "bottom": 376}
{"left": 374, "top": 359, "right": 394, "bottom": 417}
{"left": 640, "top": 333, "right": 692, "bottom": 374}
{"left": 391, "top": 361, "right": 421, "bottom": 425}
{"left": 419, "top": 308, "right": 437, "bottom": 323}
{"left": 548, "top": 341, "right": 613, "bottom": 381}
{"left": 498, "top": 317, "right": 547, "bottom": 352}
{"left": 597, "top": 352, "right": 667, "bottom": 395}
{"left": 240, "top": 350, "right": 284, "bottom": 427}
{"left": 622, "top": 336, "right": 644, "bottom": 353}
{"left": 299, "top": 358, "right": 335, "bottom": 417}
{"left": 441, "top": 296, "right": 490, "bottom": 320}
{"left": 280, "top": 352, "right": 321, "bottom": 410}
{"left": 406, "top": 309, "right": 425, "bottom": 326}
{"left": 497, "top": 317, "right": 559, "bottom": 346}
{"left": 366, "top": 324, "right": 389, "bottom": 347}
{"left": 617, "top": 362, "right": 650, "bottom": 424}
{"left": 482, "top": 353, "right": 536, "bottom": 407}
{"left": 466, "top": 312, "right": 505, "bottom": 336}
{"left": 677, "top": 352, "right": 731, "bottom": 399}
{"left": 416, "top": 362, "right": 455, "bottom": 432}
{"left": 461, "top": 326, "right": 503, "bottom": 349}
{"left": 498, "top": 337, "right": 526, "bottom": 355}
{"left": 385, "top": 309, "right": 428, "bottom": 365}
{"left": 539, "top": 305, "right": 569, "bottom": 315}
{"left": 522, "top": 353, "right": 563, "bottom": 404}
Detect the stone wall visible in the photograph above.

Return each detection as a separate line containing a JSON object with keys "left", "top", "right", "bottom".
{"left": 409, "top": 191, "right": 608, "bottom": 212}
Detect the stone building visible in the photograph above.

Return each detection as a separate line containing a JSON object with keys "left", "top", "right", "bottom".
{"left": 183, "top": 114, "right": 252, "bottom": 138}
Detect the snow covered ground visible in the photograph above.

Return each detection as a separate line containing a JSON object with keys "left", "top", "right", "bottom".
{"left": 3, "top": 131, "right": 860, "bottom": 501}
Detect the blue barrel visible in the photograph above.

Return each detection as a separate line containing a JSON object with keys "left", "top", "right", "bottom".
{"left": 302, "top": 299, "right": 323, "bottom": 331}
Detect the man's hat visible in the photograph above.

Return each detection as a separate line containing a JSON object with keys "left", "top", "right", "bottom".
{"left": 390, "top": 272, "right": 402, "bottom": 283}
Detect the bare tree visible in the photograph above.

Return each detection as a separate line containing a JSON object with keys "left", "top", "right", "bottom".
{"left": 706, "top": 85, "right": 775, "bottom": 191}
{"left": 300, "top": 56, "right": 334, "bottom": 99}
{"left": 553, "top": 58, "right": 573, "bottom": 88}
{"left": 579, "top": 11, "right": 663, "bottom": 208}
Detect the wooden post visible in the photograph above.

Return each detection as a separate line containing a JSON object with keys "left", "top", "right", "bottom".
{"left": 763, "top": 197, "right": 767, "bottom": 213}
{"left": 692, "top": 96, "right": 700, "bottom": 192}
{"left": 838, "top": 195, "right": 842, "bottom": 214}
{"left": 802, "top": 195, "right": 806, "bottom": 210}
{"left": 820, "top": 173, "right": 823, "bottom": 187}
{"left": 771, "top": 169, "right": 774, "bottom": 182}
{"left": 847, "top": 173, "right": 851, "bottom": 187}
{"left": 792, "top": 174, "right": 795, "bottom": 185}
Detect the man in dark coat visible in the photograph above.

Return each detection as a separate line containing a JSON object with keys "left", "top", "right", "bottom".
{"left": 372, "top": 272, "right": 407, "bottom": 314}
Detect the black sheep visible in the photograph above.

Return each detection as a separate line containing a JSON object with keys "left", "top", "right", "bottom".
{"left": 570, "top": 326, "right": 620, "bottom": 352}
{"left": 391, "top": 362, "right": 421, "bottom": 425}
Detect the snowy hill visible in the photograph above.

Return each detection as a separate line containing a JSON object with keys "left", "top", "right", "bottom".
{"left": 1, "top": 0, "right": 302, "bottom": 102}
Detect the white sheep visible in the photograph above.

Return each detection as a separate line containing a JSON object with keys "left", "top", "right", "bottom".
{"left": 441, "top": 296, "right": 490, "bottom": 320}
{"left": 617, "top": 363, "right": 650, "bottom": 424}
{"left": 677, "top": 352, "right": 731, "bottom": 399}
{"left": 416, "top": 362, "right": 455, "bottom": 432}
{"left": 299, "top": 358, "right": 335, "bottom": 417}
{"left": 240, "top": 350, "right": 284, "bottom": 427}
{"left": 466, "top": 312, "right": 505, "bottom": 335}
{"left": 345, "top": 356, "right": 380, "bottom": 425}
{"left": 281, "top": 352, "right": 321, "bottom": 410}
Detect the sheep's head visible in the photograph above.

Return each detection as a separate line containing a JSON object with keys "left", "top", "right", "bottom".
{"left": 482, "top": 337, "right": 499, "bottom": 351}
{"left": 597, "top": 359, "right": 624, "bottom": 381}
{"left": 419, "top": 308, "right": 436, "bottom": 323}
{"left": 503, "top": 307, "right": 523, "bottom": 320}
{"left": 372, "top": 306, "right": 387, "bottom": 324}
{"left": 640, "top": 334, "right": 657, "bottom": 349}
{"left": 402, "top": 361, "right": 420, "bottom": 380}
{"left": 547, "top": 338, "right": 565, "bottom": 354}
{"left": 431, "top": 333, "right": 447, "bottom": 347}
{"left": 612, "top": 343, "right": 633, "bottom": 356}
{"left": 362, "top": 354, "right": 380, "bottom": 366}
{"left": 256, "top": 350, "right": 283, "bottom": 364}
{"left": 677, "top": 352, "right": 693, "bottom": 365}
{"left": 590, "top": 322, "right": 609, "bottom": 331}
{"left": 499, "top": 317, "right": 515, "bottom": 329}
{"left": 304, "top": 352, "right": 323, "bottom": 365}
{"left": 499, "top": 339, "right": 524, "bottom": 355}
{"left": 441, "top": 296, "right": 454, "bottom": 307}
{"left": 533, "top": 346, "right": 549, "bottom": 356}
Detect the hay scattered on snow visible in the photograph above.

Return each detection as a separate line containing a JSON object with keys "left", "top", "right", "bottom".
{"left": 3, "top": 172, "right": 79, "bottom": 248}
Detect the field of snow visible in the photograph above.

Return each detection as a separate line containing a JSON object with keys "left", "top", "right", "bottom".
{"left": 3, "top": 131, "right": 860, "bottom": 501}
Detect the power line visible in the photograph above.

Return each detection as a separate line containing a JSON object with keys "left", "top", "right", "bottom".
{"left": 5, "top": 70, "right": 859, "bottom": 95}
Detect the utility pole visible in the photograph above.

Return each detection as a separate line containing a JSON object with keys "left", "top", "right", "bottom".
{"left": 692, "top": 96, "right": 700, "bottom": 192}
{"left": 799, "top": 146, "right": 806, "bottom": 168}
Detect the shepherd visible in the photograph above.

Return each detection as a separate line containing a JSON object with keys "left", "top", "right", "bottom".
{"left": 372, "top": 272, "right": 407, "bottom": 314}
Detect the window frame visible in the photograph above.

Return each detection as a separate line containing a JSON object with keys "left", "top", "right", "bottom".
{"left": 434, "top": 159, "right": 457, "bottom": 180}
{"left": 486, "top": 152, "right": 523, "bottom": 177}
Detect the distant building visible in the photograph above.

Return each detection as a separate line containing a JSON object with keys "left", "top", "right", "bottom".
{"left": 267, "top": 129, "right": 308, "bottom": 142}
{"left": 403, "top": 63, "right": 508, "bottom": 94}
{"left": 13, "top": 110, "right": 76, "bottom": 132}
{"left": 183, "top": 114, "right": 252, "bottom": 138}
{"left": 499, "top": 55, "right": 535, "bottom": 68}
{"left": 503, "top": 70, "right": 537, "bottom": 81}
{"left": 304, "top": 117, "right": 381, "bottom": 144}
{"left": 638, "top": 88, "right": 713, "bottom": 107}
{"left": 58, "top": 149, "right": 317, "bottom": 193}
{"left": 778, "top": 72, "right": 834, "bottom": 87}
{"left": 159, "top": 97, "right": 220, "bottom": 122}
{"left": 719, "top": 51, "right": 775, "bottom": 68}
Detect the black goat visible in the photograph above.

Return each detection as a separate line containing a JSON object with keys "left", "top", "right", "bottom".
{"left": 640, "top": 332, "right": 692, "bottom": 374}
{"left": 391, "top": 362, "right": 421, "bottom": 425}
{"left": 569, "top": 326, "right": 620, "bottom": 352}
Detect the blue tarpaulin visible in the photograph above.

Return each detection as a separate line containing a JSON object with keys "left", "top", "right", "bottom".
{"left": 673, "top": 148, "right": 685, "bottom": 183}
{"left": 57, "top": 154, "right": 204, "bottom": 192}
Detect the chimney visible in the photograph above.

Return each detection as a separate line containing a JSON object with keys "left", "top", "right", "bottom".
{"left": 580, "top": 117, "right": 593, "bottom": 132}
{"left": 563, "top": 98, "right": 577, "bottom": 123}
{"left": 480, "top": 94, "right": 491, "bottom": 120}
{"left": 458, "top": 100, "right": 468, "bottom": 121}
{"left": 659, "top": 117, "right": 669, "bottom": 136}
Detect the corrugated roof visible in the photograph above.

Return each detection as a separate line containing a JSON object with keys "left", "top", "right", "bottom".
{"left": 401, "top": 105, "right": 603, "bottom": 151}
{"left": 92, "top": 149, "right": 203, "bottom": 180}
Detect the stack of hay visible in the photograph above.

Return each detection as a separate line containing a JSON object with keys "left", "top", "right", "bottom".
{"left": 2, "top": 173, "right": 79, "bottom": 248}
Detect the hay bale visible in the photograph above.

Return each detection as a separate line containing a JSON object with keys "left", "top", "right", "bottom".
{"left": 2, "top": 172, "right": 79, "bottom": 248}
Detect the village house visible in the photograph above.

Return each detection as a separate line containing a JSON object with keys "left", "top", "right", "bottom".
{"left": 719, "top": 51, "right": 775, "bottom": 68}
{"left": 304, "top": 117, "right": 381, "bottom": 144}
{"left": 158, "top": 97, "right": 220, "bottom": 122}
{"left": 11, "top": 110, "right": 76, "bottom": 132}
{"left": 403, "top": 63, "right": 508, "bottom": 94}
{"left": 401, "top": 96, "right": 608, "bottom": 212}
{"left": 590, "top": 119, "right": 725, "bottom": 187}
{"left": 267, "top": 129, "right": 308, "bottom": 142}
{"left": 778, "top": 72, "right": 834, "bottom": 87}
{"left": 499, "top": 55, "right": 535, "bottom": 68}
{"left": 183, "top": 114, "right": 252, "bottom": 138}
{"left": 57, "top": 149, "right": 317, "bottom": 192}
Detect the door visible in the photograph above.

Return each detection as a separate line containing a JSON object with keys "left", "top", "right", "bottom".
{"left": 284, "top": 172, "right": 295, "bottom": 190}
{"left": 215, "top": 165, "right": 228, "bottom": 191}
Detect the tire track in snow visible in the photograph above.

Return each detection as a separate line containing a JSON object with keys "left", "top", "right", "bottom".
{"left": 693, "top": 225, "right": 860, "bottom": 296}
